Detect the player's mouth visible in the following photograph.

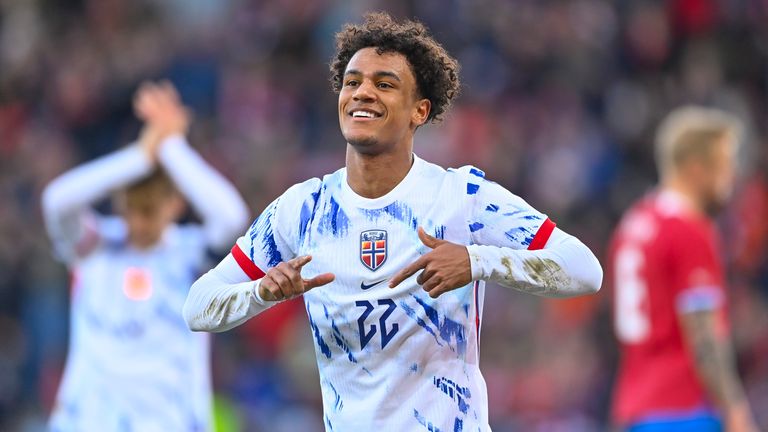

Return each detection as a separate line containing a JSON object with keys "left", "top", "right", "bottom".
{"left": 348, "top": 108, "right": 383, "bottom": 121}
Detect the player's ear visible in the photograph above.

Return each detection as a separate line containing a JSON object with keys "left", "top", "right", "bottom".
{"left": 412, "top": 98, "right": 431, "bottom": 128}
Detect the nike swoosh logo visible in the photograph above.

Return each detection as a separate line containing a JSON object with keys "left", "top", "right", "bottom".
{"left": 360, "top": 279, "right": 386, "bottom": 290}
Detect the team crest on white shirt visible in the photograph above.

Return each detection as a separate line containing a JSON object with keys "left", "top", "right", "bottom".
{"left": 360, "top": 229, "right": 387, "bottom": 271}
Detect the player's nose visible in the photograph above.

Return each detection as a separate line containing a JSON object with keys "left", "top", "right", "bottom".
{"left": 352, "top": 80, "right": 377, "bottom": 102}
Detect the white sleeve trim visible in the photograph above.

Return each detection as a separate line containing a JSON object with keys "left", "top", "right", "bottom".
{"left": 676, "top": 285, "right": 725, "bottom": 314}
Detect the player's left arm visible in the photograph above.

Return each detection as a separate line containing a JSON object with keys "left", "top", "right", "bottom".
{"left": 391, "top": 168, "right": 602, "bottom": 298}
{"left": 674, "top": 226, "right": 758, "bottom": 432}
{"left": 135, "top": 81, "right": 249, "bottom": 252}
{"left": 679, "top": 309, "right": 757, "bottom": 432}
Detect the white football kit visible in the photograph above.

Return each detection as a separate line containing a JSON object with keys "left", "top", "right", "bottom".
{"left": 184, "top": 154, "right": 602, "bottom": 431}
{"left": 43, "top": 136, "right": 248, "bottom": 432}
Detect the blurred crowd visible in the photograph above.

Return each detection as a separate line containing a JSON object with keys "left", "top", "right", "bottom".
{"left": 1, "top": 0, "right": 767, "bottom": 430}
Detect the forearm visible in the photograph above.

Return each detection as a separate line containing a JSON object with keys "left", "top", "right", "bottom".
{"left": 467, "top": 231, "right": 602, "bottom": 297}
{"left": 42, "top": 144, "right": 152, "bottom": 219}
{"left": 157, "top": 135, "right": 249, "bottom": 250}
{"left": 183, "top": 254, "right": 278, "bottom": 332}
{"left": 681, "top": 311, "right": 748, "bottom": 413}
{"left": 42, "top": 145, "right": 152, "bottom": 259}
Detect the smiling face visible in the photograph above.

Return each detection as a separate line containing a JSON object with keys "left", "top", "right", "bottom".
{"left": 338, "top": 47, "right": 430, "bottom": 155}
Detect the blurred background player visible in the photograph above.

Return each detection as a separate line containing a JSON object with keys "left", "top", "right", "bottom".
{"left": 41, "top": 82, "right": 249, "bottom": 431}
{"left": 610, "top": 107, "right": 759, "bottom": 432}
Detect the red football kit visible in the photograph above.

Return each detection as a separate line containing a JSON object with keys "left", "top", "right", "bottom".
{"left": 610, "top": 190, "right": 728, "bottom": 424}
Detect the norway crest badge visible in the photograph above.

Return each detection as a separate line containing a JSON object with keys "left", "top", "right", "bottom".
{"left": 360, "top": 229, "right": 387, "bottom": 271}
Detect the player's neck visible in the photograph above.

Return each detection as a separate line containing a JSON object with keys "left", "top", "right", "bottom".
{"left": 345, "top": 146, "right": 414, "bottom": 199}
{"left": 661, "top": 179, "right": 705, "bottom": 215}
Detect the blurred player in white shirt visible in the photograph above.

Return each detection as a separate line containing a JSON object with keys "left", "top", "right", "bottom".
{"left": 184, "top": 13, "right": 603, "bottom": 432}
{"left": 42, "top": 82, "right": 249, "bottom": 432}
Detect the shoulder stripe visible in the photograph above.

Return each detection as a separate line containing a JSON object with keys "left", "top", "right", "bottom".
{"left": 231, "top": 244, "right": 266, "bottom": 280}
{"left": 527, "top": 218, "right": 556, "bottom": 251}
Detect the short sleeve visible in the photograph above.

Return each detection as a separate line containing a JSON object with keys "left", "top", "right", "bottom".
{"left": 671, "top": 221, "right": 725, "bottom": 314}
{"left": 457, "top": 166, "right": 556, "bottom": 250}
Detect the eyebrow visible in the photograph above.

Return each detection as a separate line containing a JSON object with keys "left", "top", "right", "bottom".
{"left": 344, "top": 69, "right": 401, "bottom": 82}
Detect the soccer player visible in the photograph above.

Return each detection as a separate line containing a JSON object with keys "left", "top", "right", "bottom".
{"left": 183, "top": 13, "right": 602, "bottom": 431}
{"left": 610, "top": 107, "right": 759, "bottom": 432}
{"left": 42, "top": 82, "right": 249, "bottom": 432}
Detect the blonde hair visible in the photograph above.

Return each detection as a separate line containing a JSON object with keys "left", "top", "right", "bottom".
{"left": 655, "top": 106, "right": 742, "bottom": 179}
{"left": 124, "top": 169, "right": 178, "bottom": 209}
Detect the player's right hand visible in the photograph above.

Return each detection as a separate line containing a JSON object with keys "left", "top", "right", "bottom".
{"left": 258, "top": 255, "right": 335, "bottom": 301}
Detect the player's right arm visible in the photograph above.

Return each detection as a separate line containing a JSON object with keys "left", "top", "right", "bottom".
{"left": 183, "top": 252, "right": 333, "bottom": 332}
{"left": 41, "top": 141, "right": 155, "bottom": 262}
{"left": 183, "top": 185, "right": 334, "bottom": 332}
{"left": 674, "top": 223, "right": 758, "bottom": 432}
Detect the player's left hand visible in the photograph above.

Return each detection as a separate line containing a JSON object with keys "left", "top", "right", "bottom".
{"left": 389, "top": 227, "right": 472, "bottom": 298}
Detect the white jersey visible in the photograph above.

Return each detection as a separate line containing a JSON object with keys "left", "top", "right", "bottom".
{"left": 231, "top": 155, "right": 554, "bottom": 431}
{"left": 52, "top": 219, "right": 212, "bottom": 432}
{"left": 43, "top": 137, "right": 248, "bottom": 432}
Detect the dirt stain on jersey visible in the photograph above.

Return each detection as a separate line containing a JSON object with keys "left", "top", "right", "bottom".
{"left": 202, "top": 291, "right": 246, "bottom": 323}
{"left": 499, "top": 256, "right": 571, "bottom": 295}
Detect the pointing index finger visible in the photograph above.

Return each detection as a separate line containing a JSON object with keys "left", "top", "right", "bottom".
{"left": 389, "top": 255, "right": 428, "bottom": 288}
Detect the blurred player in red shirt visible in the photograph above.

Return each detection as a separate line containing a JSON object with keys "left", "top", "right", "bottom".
{"left": 610, "top": 107, "right": 759, "bottom": 432}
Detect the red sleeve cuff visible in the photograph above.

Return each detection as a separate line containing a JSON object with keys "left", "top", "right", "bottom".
{"left": 527, "top": 218, "right": 556, "bottom": 251}
{"left": 231, "top": 244, "right": 266, "bottom": 280}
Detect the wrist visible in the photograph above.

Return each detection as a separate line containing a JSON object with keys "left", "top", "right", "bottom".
{"left": 466, "top": 245, "right": 488, "bottom": 281}
{"left": 156, "top": 133, "right": 189, "bottom": 161}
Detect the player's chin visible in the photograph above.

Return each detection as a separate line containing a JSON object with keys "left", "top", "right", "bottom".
{"left": 345, "top": 132, "right": 381, "bottom": 152}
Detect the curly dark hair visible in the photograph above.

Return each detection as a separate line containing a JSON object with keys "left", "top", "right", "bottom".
{"left": 330, "top": 12, "right": 460, "bottom": 123}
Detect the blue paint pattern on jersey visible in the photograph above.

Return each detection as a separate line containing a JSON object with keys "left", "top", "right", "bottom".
{"left": 362, "top": 201, "right": 419, "bottom": 230}
{"left": 414, "top": 409, "right": 442, "bottom": 432}
{"left": 319, "top": 196, "right": 350, "bottom": 237}
{"left": 433, "top": 376, "right": 471, "bottom": 414}
{"left": 434, "top": 225, "right": 446, "bottom": 239}
{"left": 453, "top": 417, "right": 463, "bottom": 432}
{"left": 485, "top": 204, "right": 499, "bottom": 212}
{"left": 307, "top": 303, "right": 332, "bottom": 359}
{"left": 298, "top": 190, "right": 321, "bottom": 244}
{"left": 399, "top": 300, "right": 443, "bottom": 346}
{"left": 504, "top": 227, "right": 536, "bottom": 247}
{"left": 324, "top": 305, "right": 357, "bottom": 363}
{"left": 466, "top": 183, "right": 480, "bottom": 195}
{"left": 469, "top": 167, "right": 485, "bottom": 178}
{"left": 468, "top": 222, "right": 484, "bottom": 233}
{"left": 502, "top": 210, "right": 524, "bottom": 217}
{"left": 249, "top": 201, "right": 283, "bottom": 267}
{"left": 328, "top": 381, "right": 344, "bottom": 412}
{"left": 414, "top": 295, "right": 467, "bottom": 355}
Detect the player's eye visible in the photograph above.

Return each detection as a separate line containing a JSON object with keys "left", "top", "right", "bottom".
{"left": 345, "top": 79, "right": 359, "bottom": 87}
{"left": 377, "top": 82, "right": 393, "bottom": 89}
